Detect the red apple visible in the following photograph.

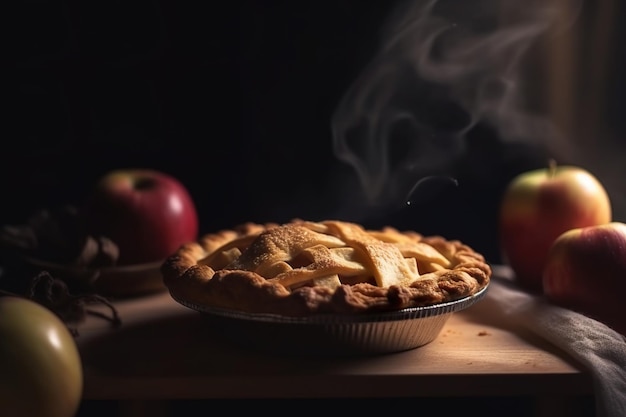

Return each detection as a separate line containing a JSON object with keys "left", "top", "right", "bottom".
{"left": 82, "top": 169, "right": 199, "bottom": 265}
{"left": 498, "top": 161, "right": 611, "bottom": 293}
{"left": 543, "top": 222, "right": 626, "bottom": 335}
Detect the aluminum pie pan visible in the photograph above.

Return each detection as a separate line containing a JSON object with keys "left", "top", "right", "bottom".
{"left": 173, "top": 284, "right": 489, "bottom": 356}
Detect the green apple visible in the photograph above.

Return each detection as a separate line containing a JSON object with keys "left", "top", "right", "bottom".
{"left": 498, "top": 161, "right": 611, "bottom": 292}
{"left": 0, "top": 296, "right": 83, "bottom": 417}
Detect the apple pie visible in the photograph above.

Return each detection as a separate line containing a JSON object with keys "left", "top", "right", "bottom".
{"left": 161, "top": 219, "right": 491, "bottom": 316}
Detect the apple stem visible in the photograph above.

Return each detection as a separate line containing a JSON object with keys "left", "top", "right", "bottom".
{"left": 548, "top": 159, "right": 557, "bottom": 177}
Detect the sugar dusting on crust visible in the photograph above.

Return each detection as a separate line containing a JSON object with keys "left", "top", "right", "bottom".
{"left": 161, "top": 219, "right": 491, "bottom": 316}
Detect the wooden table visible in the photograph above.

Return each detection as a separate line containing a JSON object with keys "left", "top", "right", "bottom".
{"left": 75, "top": 270, "right": 595, "bottom": 416}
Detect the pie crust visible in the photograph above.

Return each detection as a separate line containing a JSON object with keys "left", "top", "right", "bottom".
{"left": 161, "top": 219, "right": 491, "bottom": 316}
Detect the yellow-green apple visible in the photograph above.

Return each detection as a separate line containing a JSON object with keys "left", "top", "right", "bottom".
{"left": 0, "top": 296, "right": 83, "bottom": 417}
{"left": 82, "top": 169, "right": 199, "bottom": 265}
{"left": 498, "top": 162, "right": 611, "bottom": 293}
{"left": 543, "top": 222, "right": 626, "bottom": 335}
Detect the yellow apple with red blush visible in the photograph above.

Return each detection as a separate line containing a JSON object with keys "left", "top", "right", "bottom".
{"left": 543, "top": 222, "right": 626, "bottom": 335}
{"left": 498, "top": 161, "right": 612, "bottom": 293}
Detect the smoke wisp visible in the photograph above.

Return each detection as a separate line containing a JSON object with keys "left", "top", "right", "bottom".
{"left": 332, "top": 0, "right": 582, "bottom": 209}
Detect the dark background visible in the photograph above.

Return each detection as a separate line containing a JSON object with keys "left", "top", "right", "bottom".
{"left": 3, "top": 0, "right": 623, "bottom": 264}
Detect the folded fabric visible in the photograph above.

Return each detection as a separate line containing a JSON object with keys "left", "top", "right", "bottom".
{"left": 487, "top": 266, "right": 626, "bottom": 417}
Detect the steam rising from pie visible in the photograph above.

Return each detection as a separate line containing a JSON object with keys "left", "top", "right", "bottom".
{"left": 331, "top": 0, "right": 582, "bottom": 207}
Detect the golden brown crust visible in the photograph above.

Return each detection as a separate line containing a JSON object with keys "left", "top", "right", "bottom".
{"left": 161, "top": 219, "right": 491, "bottom": 316}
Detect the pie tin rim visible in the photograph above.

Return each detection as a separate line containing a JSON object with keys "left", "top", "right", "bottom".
{"left": 171, "top": 283, "right": 489, "bottom": 325}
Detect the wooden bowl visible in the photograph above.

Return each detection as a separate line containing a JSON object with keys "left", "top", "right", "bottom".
{"left": 25, "top": 258, "right": 166, "bottom": 298}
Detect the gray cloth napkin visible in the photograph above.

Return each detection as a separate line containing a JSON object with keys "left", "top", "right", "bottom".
{"left": 487, "top": 266, "right": 626, "bottom": 417}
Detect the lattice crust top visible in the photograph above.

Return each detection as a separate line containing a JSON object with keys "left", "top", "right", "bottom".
{"left": 161, "top": 219, "right": 491, "bottom": 316}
